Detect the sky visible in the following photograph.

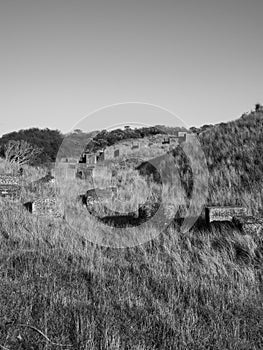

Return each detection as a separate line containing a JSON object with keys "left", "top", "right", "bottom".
{"left": 0, "top": 0, "right": 263, "bottom": 136}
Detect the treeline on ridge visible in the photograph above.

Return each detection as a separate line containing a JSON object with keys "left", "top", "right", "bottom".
{"left": 84, "top": 125, "right": 187, "bottom": 153}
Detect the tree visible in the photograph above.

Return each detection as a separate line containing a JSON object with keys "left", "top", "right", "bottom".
{"left": 189, "top": 127, "right": 199, "bottom": 134}
{"left": 255, "top": 103, "right": 262, "bottom": 112}
{"left": 4, "top": 140, "right": 43, "bottom": 165}
{"left": 0, "top": 128, "right": 63, "bottom": 165}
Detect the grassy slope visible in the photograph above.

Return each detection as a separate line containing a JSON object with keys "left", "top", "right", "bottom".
{"left": 1, "top": 111, "right": 263, "bottom": 349}
{"left": 0, "top": 201, "right": 262, "bottom": 349}
{"left": 198, "top": 110, "right": 263, "bottom": 214}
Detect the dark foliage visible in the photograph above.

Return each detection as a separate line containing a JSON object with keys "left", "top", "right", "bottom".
{"left": 84, "top": 126, "right": 168, "bottom": 153}
{"left": 0, "top": 128, "right": 63, "bottom": 166}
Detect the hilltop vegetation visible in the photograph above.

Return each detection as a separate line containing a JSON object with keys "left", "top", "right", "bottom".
{"left": 89, "top": 107, "right": 263, "bottom": 216}
{"left": 1, "top": 108, "right": 262, "bottom": 214}
{"left": 0, "top": 109, "right": 262, "bottom": 217}
{"left": 0, "top": 126, "right": 183, "bottom": 165}
{"left": 84, "top": 125, "right": 187, "bottom": 153}
{"left": 0, "top": 128, "right": 63, "bottom": 166}
{"left": 0, "top": 129, "right": 97, "bottom": 166}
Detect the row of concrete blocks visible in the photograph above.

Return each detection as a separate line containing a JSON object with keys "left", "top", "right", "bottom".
{"left": 22, "top": 200, "right": 263, "bottom": 235}
{"left": 21, "top": 200, "right": 263, "bottom": 235}
{"left": 73, "top": 192, "right": 263, "bottom": 234}
{"left": 2, "top": 183, "right": 262, "bottom": 234}
{"left": 206, "top": 206, "right": 263, "bottom": 235}
{"left": 79, "top": 196, "right": 263, "bottom": 235}
{"left": 21, "top": 188, "right": 157, "bottom": 222}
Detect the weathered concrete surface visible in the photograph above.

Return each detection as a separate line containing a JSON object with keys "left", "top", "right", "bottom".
{"left": 76, "top": 164, "right": 95, "bottom": 179}
{"left": 79, "top": 187, "right": 118, "bottom": 217}
{"left": 232, "top": 215, "right": 263, "bottom": 235}
{"left": 80, "top": 187, "right": 118, "bottom": 205}
{"left": 24, "top": 198, "right": 64, "bottom": 219}
{"left": 205, "top": 206, "right": 247, "bottom": 223}
{"left": 0, "top": 174, "right": 20, "bottom": 185}
{"left": 55, "top": 163, "right": 77, "bottom": 180}
{"left": 0, "top": 174, "right": 21, "bottom": 198}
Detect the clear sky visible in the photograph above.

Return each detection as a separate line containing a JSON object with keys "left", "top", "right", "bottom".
{"left": 0, "top": 0, "right": 262, "bottom": 136}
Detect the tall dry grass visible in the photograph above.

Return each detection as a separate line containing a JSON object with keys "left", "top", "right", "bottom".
{"left": 0, "top": 160, "right": 263, "bottom": 349}
{"left": 1, "top": 111, "right": 263, "bottom": 348}
{"left": 0, "top": 198, "right": 263, "bottom": 349}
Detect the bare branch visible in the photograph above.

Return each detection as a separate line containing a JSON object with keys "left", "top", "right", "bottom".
{"left": 17, "top": 324, "right": 74, "bottom": 347}
{"left": 4, "top": 140, "right": 42, "bottom": 165}
{"left": 4, "top": 323, "right": 73, "bottom": 348}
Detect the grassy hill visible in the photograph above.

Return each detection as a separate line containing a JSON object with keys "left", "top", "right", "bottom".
{"left": 0, "top": 190, "right": 262, "bottom": 349}
{"left": 0, "top": 107, "right": 263, "bottom": 348}
{"left": 83, "top": 126, "right": 187, "bottom": 154}
{"left": 85, "top": 107, "right": 263, "bottom": 218}
{"left": 197, "top": 108, "right": 263, "bottom": 214}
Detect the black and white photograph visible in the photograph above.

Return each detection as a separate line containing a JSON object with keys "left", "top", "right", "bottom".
{"left": 0, "top": 1, "right": 263, "bottom": 349}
